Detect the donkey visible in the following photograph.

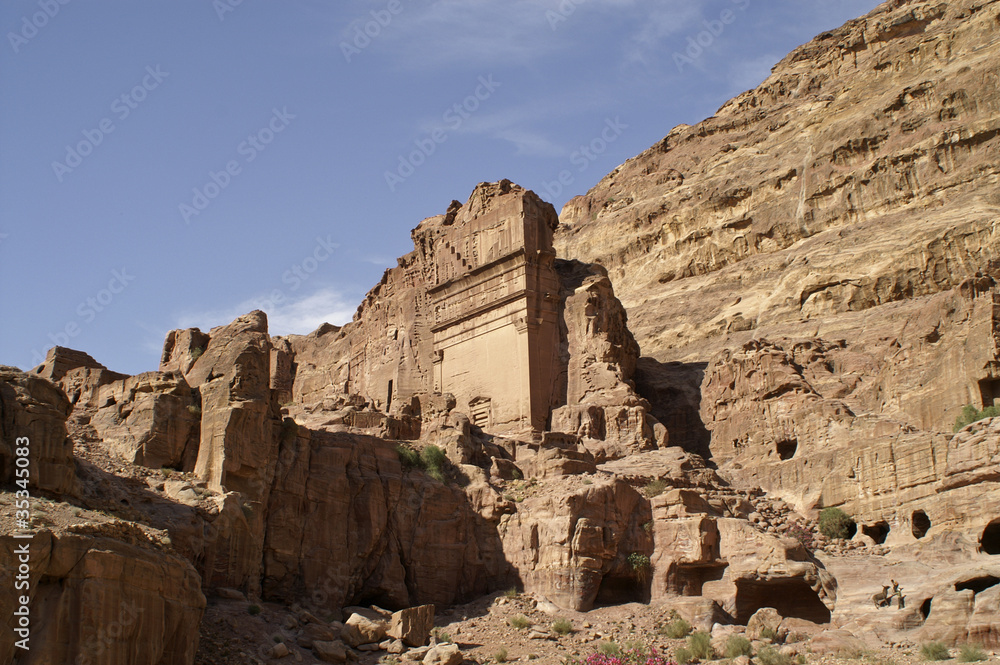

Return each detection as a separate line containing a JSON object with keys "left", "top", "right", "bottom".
{"left": 872, "top": 585, "right": 891, "bottom": 608}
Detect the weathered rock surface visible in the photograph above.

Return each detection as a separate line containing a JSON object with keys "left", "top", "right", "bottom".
{"left": 388, "top": 604, "right": 435, "bottom": 647}
{"left": 0, "top": 523, "right": 205, "bottom": 665}
{"left": 0, "top": 366, "right": 76, "bottom": 495}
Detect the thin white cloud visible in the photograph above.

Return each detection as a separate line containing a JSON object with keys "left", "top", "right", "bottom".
{"left": 175, "top": 286, "right": 356, "bottom": 338}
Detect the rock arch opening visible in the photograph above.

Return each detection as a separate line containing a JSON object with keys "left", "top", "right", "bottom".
{"left": 981, "top": 520, "right": 1000, "bottom": 555}
{"left": 595, "top": 572, "right": 649, "bottom": 606}
{"left": 861, "top": 521, "right": 890, "bottom": 544}
{"left": 919, "top": 598, "right": 932, "bottom": 620}
{"left": 776, "top": 439, "right": 798, "bottom": 461}
{"left": 955, "top": 576, "right": 999, "bottom": 595}
{"left": 734, "top": 578, "right": 831, "bottom": 625}
{"left": 912, "top": 510, "right": 931, "bottom": 539}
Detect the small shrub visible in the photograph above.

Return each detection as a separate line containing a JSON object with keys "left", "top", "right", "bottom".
{"left": 512, "top": 468, "right": 523, "bottom": 480}
{"left": 552, "top": 619, "right": 574, "bottom": 635}
{"left": 503, "top": 587, "right": 519, "bottom": 599}
{"left": 724, "top": 635, "right": 754, "bottom": 658}
{"left": 494, "top": 648, "right": 508, "bottom": 663}
{"left": 644, "top": 479, "right": 667, "bottom": 498}
{"left": 954, "top": 404, "right": 1000, "bottom": 432}
{"left": 247, "top": 604, "right": 261, "bottom": 616}
{"left": 627, "top": 552, "right": 651, "bottom": 582}
{"left": 675, "top": 647, "right": 694, "bottom": 665}
{"left": 688, "top": 631, "right": 714, "bottom": 660}
{"left": 273, "top": 635, "right": 283, "bottom": 643}
{"left": 421, "top": 445, "right": 448, "bottom": 482}
{"left": 186, "top": 404, "right": 201, "bottom": 416}
{"left": 397, "top": 445, "right": 421, "bottom": 470}
{"left": 431, "top": 628, "right": 451, "bottom": 643}
{"left": 818, "top": 507, "right": 855, "bottom": 540}
{"left": 760, "top": 627, "right": 779, "bottom": 641}
{"left": 643, "top": 521, "right": 653, "bottom": 533}
{"left": 598, "top": 642, "right": 621, "bottom": 657}
{"left": 786, "top": 521, "right": 814, "bottom": 549}
{"left": 190, "top": 347, "right": 204, "bottom": 361}
{"left": 509, "top": 615, "right": 531, "bottom": 630}
{"left": 958, "top": 644, "right": 986, "bottom": 662}
{"left": 920, "top": 642, "right": 951, "bottom": 661}
{"left": 757, "top": 645, "right": 792, "bottom": 665}
{"left": 662, "top": 618, "right": 692, "bottom": 639}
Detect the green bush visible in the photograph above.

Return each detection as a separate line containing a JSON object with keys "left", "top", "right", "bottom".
{"left": 954, "top": 404, "right": 1000, "bottom": 432}
{"left": 431, "top": 628, "right": 451, "bottom": 643}
{"left": 421, "top": 445, "right": 448, "bottom": 482}
{"left": 397, "top": 445, "right": 421, "bottom": 469}
{"left": 662, "top": 618, "right": 692, "bottom": 639}
{"left": 644, "top": 479, "right": 667, "bottom": 498}
{"left": 552, "top": 619, "right": 574, "bottom": 635}
{"left": 688, "top": 631, "right": 714, "bottom": 660}
{"left": 724, "top": 635, "right": 754, "bottom": 658}
{"left": 190, "top": 346, "right": 204, "bottom": 361}
{"left": 247, "top": 604, "right": 261, "bottom": 616}
{"left": 494, "top": 648, "right": 508, "bottom": 663}
{"left": 757, "top": 645, "right": 792, "bottom": 665}
{"left": 503, "top": 587, "right": 519, "bottom": 599}
{"left": 760, "top": 627, "right": 779, "bottom": 642}
{"left": 186, "top": 404, "right": 201, "bottom": 416}
{"left": 598, "top": 642, "right": 621, "bottom": 657}
{"left": 674, "top": 647, "right": 694, "bottom": 665}
{"left": 818, "top": 507, "right": 855, "bottom": 539}
{"left": 509, "top": 615, "right": 531, "bottom": 630}
{"left": 921, "top": 642, "right": 951, "bottom": 661}
{"left": 627, "top": 552, "right": 651, "bottom": 582}
{"left": 958, "top": 644, "right": 986, "bottom": 662}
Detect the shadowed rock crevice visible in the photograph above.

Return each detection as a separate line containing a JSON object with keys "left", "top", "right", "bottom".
{"left": 734, "top": 578, "right": 832, "bottom": 625}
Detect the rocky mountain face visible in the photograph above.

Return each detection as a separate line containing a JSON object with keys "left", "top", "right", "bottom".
{"left": 3, "top": 1, "right": 1000, "bottom": 664}
{"left": 555, "top": 0, "right": 1000, "bottom": 571}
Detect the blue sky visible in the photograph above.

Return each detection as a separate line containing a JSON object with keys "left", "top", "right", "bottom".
{"left": 0, "top": 0, "right": 881, "bottom": 375}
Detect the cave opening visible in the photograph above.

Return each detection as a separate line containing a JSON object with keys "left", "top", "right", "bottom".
{"left": 861, "top": 521, "right": 891, "bottom": 545}
{"left": 776, "top": 439, "right": 798, "bottom": 461}
{"left": 978, "top": 378, "right": 1000, "bottom": 409}
{"left": 981, "top": 520, "right": 1000, "bottom": 555}
{"left": 595, "top": 573, "right": 649, "bottom": 606}
{"left": 919, "top": 598, "right": 932, "bottom": 620}
{"left": 734, "top": 578, "right": 831, "bottom": 625}
{"left": 912, "top": 510, "right": 931, "bottom": 539}
{"left": 955, "top": 576, "right": 1000, "bottom": 595}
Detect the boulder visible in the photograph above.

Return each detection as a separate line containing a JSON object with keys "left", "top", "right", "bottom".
{"left": 422, "top": 643, "right": 463, "bottom": 665}
{"left": 388, "top": 605, "right": 435, "bottom": 647}
{"left": 313, "top": 641, "right": 348, "bottom": 663}
{"left": 747, "top": 607, "right": 785, "bottom": 642}
{"left": 342, "top": 612, "right": 388, "bottom": 648}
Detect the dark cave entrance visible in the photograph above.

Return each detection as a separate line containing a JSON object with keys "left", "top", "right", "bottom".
{"left": 955, "top": 576, "right": 1000, "bottom": 595}
{"left": 978, "top": 378, "right": 1000, "bottom": 408}
{"left": 776, "top": 439, "right": 798, "bottom": 461}
{"left": 733, "top": 578, "right": 831, "bottom": 625}
{"left": 595, "top": 573, "right": 649, "bottom": 606}
{"left": 911, "top": 510, "right": 931, "bottom": 539}
{"left": 919, "top": 598, "right": 932, "bottom": 620}
{"left": 861, "top": 521, "right": 891, "bottom": 545}
{"left": 981, "top": 520, "right": 1000, "bottom": 555}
